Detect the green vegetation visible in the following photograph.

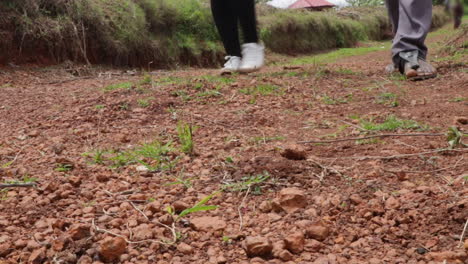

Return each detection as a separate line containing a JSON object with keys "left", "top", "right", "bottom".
{"left": 104, "top": 82, "right": 133, "bottom": 92}
{"left": 321, "top": 94, "right": 353, "bottom": 105}
{"left": 0, "top": 0, "right": 221, "bottom": 67}
{"left": 263, "top": 7, "right": 448, "bottom": 56}
{"left": 360, "top": 115, "right": 429, "bottom": 131}
{"left": 137, "top": 97, "right": 154, "bottom": 108}
{"left": 239, "top": 84, "right": 284, "bottom": 96}
{"left": 83, "top": 140, "right": 178, "bottom": 171}
{"left": 376, "top": 92, "right": 399, "bottom": 107}
{"left": 0, "top": 2, "right": 450, "bottom": 67}
{"left": 177, "top": 121, "right": 196, "bottom": 154}
{"left": 222, "top": 172, "right": 271, "bottom": 195}
{"left": 290, "top": 43, "right": 388, "bottom": 65}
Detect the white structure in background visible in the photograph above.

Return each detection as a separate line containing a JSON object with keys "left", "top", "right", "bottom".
{"left": 268, "top": 0, "right": 349, "bottom": 8}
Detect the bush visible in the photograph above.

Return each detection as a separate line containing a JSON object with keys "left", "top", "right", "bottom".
{"left": 260, "top": 6, "right": 449, "bottom": 54}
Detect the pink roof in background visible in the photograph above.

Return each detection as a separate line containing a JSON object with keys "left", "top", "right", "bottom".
{"left": 288, "top": 0, "right": 336, "bottom": 8}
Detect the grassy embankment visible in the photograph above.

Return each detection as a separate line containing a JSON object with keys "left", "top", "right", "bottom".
{"left": 0, "top": 1, "right": 450, "bottom": 67}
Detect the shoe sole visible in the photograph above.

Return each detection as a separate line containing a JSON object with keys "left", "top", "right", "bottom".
{"left": 238, "top": 66, "right": 263, "bottom": 73}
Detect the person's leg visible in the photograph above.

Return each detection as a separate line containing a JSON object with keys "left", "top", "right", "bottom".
{"left": 236, "top": 0, "right": 264, "bottom": 72}
{"left": 453, "top": 0, "right": 464, "bottom": 29}
{"left": 237, "top": 0, "right": 259, "bottom": 44}
{"left": 211, "top": 0, "right": 241, "bottom": 57}
{"left": 391, "top": 0, "right": 432, "bottom": 64}
{"left": 389, "top": 0, "right": 436, "bottom": 80}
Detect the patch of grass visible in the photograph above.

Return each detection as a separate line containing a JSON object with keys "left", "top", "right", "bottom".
{"left": 321, "top": 94, "right": 353, "bottom": 105}
{"left": 82, "top": 149, "right": 106, "bottom": 164}
{"left": 239, "top": 84, "right": 284, "bottom": 96}
{"left": 104, "top": 82, "right": 133, "bottom": 92}
{"left": 199, "top": 75, "right": 234, "bottom": 85}
{"left": 177, "top": 121, "right": 196, "bottom": 154}
{"left": 335, "top": 68, "right": 361, "bottom": 75}
{"left": 171, "top": 90, "right": 192, "bottom": 102}
{"left": 157, "top": 76, "right": 185, "bottom": 86}
{"left": 289, "top": 44, "right": 388, "bottom": 66}
{"left": 222, "top": 172, "right": 270, "bottom": 195}
{"left": 165, "top": 170, "right": 194, "bottom": 189}
{"left": 137, "top": 97, "right": 155, "bottom": 108}
{"left": 55, "top": 163, "right": 73, "bottom": 172}
{"left": 119, "top": 103, "right": 130, "bottom": 110}
{"left": 355, "top": 138, "right": 381, "bottom": 145}
{"left": 376, "top": 92, "right": 399, "bottom": 107}
{"left": 196, "top": 89, "right": 222, "bottom": 99}
{"left": 140, "top": 74, "right": 152, "bottom": 85}
{"left": 360, "top": 115, "right": 429, "bottom": 131}
{"left": 448, "top": 97, "right": 466, "bottom": 102}
{"left": 94, "top": 104, "right": 105, "bottom": 110}
{"left": 85, "top": 140, "right": 178, "bottom": 171}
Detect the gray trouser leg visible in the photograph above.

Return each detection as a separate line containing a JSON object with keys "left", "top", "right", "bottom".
{"left": 385, "top": 0, "right": 433, "bottom": 64}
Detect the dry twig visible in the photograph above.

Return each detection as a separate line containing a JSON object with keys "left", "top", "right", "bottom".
{"left": 238, "top": 185, "right": 251, "bottom": 231}
{"left": 298, "top": 133, "right": 445, "bottom": 144}
{"left": 0, "top": 183, "right": 36, "bottom": 189}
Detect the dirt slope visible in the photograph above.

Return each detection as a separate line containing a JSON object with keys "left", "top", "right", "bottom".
{"left": 0, "top": 25, "right": 467, "bottom": 264}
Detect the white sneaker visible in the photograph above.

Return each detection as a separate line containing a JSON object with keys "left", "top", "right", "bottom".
{"left": 221, "top": 56, "right": 241, "bottom": 73}
{"left": 239, "top": 43, "right": 265, "bottom": 73}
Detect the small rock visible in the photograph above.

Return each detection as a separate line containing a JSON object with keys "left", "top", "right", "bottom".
{"left": 28, "top": 130, "right": 40, "bottom": 137}
{"left": 115, "top": 133, "right": 130, "bottom": 143}
{"left": 68, "top": 224, "right": 90, "bottom": 240}
{"left": 305, "top": 239, "right": 325, "bottom": 252}
{"left": 217, "top": 255, "right": 227, "bottom": 264}
{"left": 136, "top": 165, "right": 149, "bottom": 173}
{"left": 96, "top": 173, "right": 110, "bottom": 182}
{"left": 278, "top": 188, "right": 307, "bottom": 213}
{"left": 133, "top": 224, "right": 153, "bottom": 240}
{"left": 385, "top": 196, "right": 400, "bottom": 210}
{"left": 99, "top": 237, "right": 127, "bottom": 263}
{"left": 0, "top": 242, "right": 12, "bottom": 257}
{"left": 190, "top": 216, "right": 226, "bottom": 232}
{"left": 455, "top": 116, "right": 468, "bottom": 125}
{"left": 177, "top": 243, "right": 193, "bottom": 254}
{"left": 28, "top": 247, "right": 46, "bottom": 264}
{"left": 277, "top": 250, "right": 294, "bottom": 261}
{"left": 173, "top": 201, "right": 189, "bottom": 214}
{"left": 243, "top": 236, "right": 273, "bottom": 257}
{"left": 427, "top": 250, "right": 467, "bottom": 262}
{"left": 305, "top": 222, "right": 330, "bottom": 241}
{"left": 68, "top": 176, "right": 82, "bottom": 187}
{"left": 51, "top": 143, "right": 65, "bottom": 154}
{"left": 280, "top": 145, "right": 307, "bottom": 160}
{"left": 284, "top": 231, "right": 305, "bottom": 254}
{"left": 147, "top": 201, "right": 161, "bottom": 213}
{"left": 258, "top": 201, "right": 272, "bottom": 213}
{"left": 349, "top": 194, "right": 363, "bottom": 205}
{"left": 159, "top": 214, "right": 174, "bottom": 225}
{"left": 52, "top": 236, "right": 71, "bottom": 251}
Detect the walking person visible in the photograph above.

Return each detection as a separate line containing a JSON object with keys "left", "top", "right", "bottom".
{"left": 385, "top": 0, "right": 437, "bottom": 80}
{"left": 211, "top": 0, "right": 265, "bottom": 73}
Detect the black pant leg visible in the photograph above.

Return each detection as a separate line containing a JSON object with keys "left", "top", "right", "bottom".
{"left": 211, "top": 0, "right": 242, "bottom": 57}
{"left": 237, "top": 0, "right": 259, "bottom": 44}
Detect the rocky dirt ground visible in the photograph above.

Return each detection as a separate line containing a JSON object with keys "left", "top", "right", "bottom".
{"left": 0, "top": 24, "right": 467, "bottom": 264}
